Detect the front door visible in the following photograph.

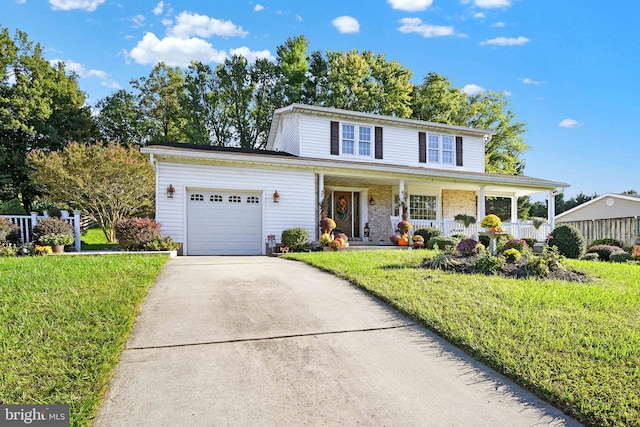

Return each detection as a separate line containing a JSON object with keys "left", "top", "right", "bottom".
{"left": 334, "top": 192, "right": 352, "bottom": 236}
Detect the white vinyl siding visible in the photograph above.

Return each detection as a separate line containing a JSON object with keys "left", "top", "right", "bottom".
{"left": 154, "top": 161, "right": 316, "bottom": 254}
{"left": 556, "top": 196, "right": 640, "bottom": 222}
{"left": 286, "top": 113, "right": 485, "bottom": 173}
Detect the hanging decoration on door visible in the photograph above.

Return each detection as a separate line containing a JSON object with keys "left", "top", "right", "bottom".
{"left": 336, "top": 195, "right": 349, "bottom": 221}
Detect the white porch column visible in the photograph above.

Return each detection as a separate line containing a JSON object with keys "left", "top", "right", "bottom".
{"left": 399, "top": 180, "right": 406, "bottom": 220}
{"left": 510, "top": 195, "right": 518, "bottom": 223}
{"left": 479, "top": 186, "right": 486, "bottom": 220}
{"left": 548, "top": 191, "right": 556, "bottom": 231}
{"left": 318, "top": 173, "right": 325, "bottom": 240}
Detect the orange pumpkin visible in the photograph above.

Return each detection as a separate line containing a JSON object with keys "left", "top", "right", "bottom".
{"left": 397, "top": 237, "right": 409, "bottom": 246}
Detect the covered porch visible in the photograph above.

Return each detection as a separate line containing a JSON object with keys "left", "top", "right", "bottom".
{"left": 316, "top": 170, "right": 565, "bottom": 243}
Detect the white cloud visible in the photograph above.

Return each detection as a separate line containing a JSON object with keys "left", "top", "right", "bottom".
{"left": 49, "top": 0, "right": 104, "bottom": 11}
{"left": 229, "top": 46, "right": 275, "bottom": 62}
{"left": 132, "top": 14, "right": 145, "bottom": 27}
{"left": 492, "top": 21, "right": 505, "bottom": 27}
{"left": 161, "top": 18, "right": 173, "bottom": 26}
{"left": 295, "top": 14, "right": 303, "bottom": 21}
{"left": 168, "top": 11, "right": 248, "bottom": 38}
{"left": 16, "top": 0, "right": 27, "bottom": 4}
{"left": 480, "top": 36, "right": 530, "bottom": 46}
{"left": 558, "top": 118, "right": 582, "bottom": 128}
{"left": 473, "top": 12, "right": 486, "bottom": 19}
{"left": 153, "top": 1, "right": 164, "bottom": 15}
{"left": 462, "top": 84, "right": 485, "bottom": 95}
{"left": 254, "top": 4, "right": 264, "bottom": 12}
{"left": 387, "top": 0, "right": 433, "bottom": 12}
{"left": 127, "top": 32, "right": 228, "bottom": 66}
{"left": 50, "top": 59, "right": 120, "bottom": 89}
{"left": 462, "top": 0, "right": 511, "bottom": 8}
{"left": 502, "top": 90, "right": 512, "bottom": 96}
{"left": 332, "top": 16, "right": 360, "bottom": 34}
{"left": 398, "top": 17, "right": 455, "bottom": 37}
{"left": 521, "top": 77, "right": 543, "bottom": 85}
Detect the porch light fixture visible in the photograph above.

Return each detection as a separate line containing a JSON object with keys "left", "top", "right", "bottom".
{"left": 369, "top": 197, "right": 375, "bottom": 206}
{"left": 166, "top": 184, "right": 175, "bottom": 198}
{"left": 273, "top": 190, "right": 280, "bottom": 203}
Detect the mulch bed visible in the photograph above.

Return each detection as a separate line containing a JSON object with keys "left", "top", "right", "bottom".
{"left": 421, "top": 254, "right": 592, "bottom": 283}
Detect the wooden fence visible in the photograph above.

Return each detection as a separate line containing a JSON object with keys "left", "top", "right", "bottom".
{"left": 558, "top": 217, "right": 640, "bottom": 247}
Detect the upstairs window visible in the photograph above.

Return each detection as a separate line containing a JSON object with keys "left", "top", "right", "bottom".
{"left": 341, "top": 124, "right": 372, "bottom": 157}
{"left": 359, "top": 127, "right": 371, "bottom": 156}
{"left": 427, "top": 134, "right": 455, "bottom": 165}
{"left": 342, "top": 124, "right": 355, "bottom": 155}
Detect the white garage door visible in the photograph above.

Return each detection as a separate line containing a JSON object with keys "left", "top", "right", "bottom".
{"left": 187, "top": 190, "right": 262, "bottom": 255}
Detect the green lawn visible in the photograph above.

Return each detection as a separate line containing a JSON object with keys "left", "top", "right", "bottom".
{"left": 80, "top": 227, "right": 119, "bottom": 251}
{"left": 286, "top": 250, "right": 640, "bottom": 427}
{"left": 0, "top": 255, "right": 167, "bottom": 426}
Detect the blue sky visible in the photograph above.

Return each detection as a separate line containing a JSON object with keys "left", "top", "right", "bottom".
{"left": 2, "top": 0, "right": 639, "bottom": 198}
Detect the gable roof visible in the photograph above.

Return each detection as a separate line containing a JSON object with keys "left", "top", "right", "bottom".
{"left": 556, "top": 193, "right": 640, "bottom": 220}
{"left": 266, "top": 103, "right": 494, "bottom": 150}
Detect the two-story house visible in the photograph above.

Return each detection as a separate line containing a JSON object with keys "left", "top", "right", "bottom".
{"left": 142, "top": 104, "right": 568, "bottom": 255}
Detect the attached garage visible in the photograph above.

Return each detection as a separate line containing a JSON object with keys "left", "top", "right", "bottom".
{"left": 186, "top": 189, "right": 263, "bottom": 255}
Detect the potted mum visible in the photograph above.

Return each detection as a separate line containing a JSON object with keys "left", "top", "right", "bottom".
{"left": 33, "top": 217, "right": 74, "bottom": 254}
{"left": 480, "top": 214, "right": 503, "bottom": 232}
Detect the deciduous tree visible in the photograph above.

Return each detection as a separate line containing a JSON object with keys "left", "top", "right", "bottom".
{"left": 28, "top": 142, "right": 155, "bottom": 242}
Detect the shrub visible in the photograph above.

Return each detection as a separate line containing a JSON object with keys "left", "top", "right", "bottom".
{"left": 114, "top": 218, "right": 162, "bottom": 251}
{"left": 501, "top": 238, "right": 529, "bottom": 253}
{"left": 581, "top": 253, "right": 600, "bottom": 261}
{"left": 475, "top": 253, "right": 506, "bottom": 274}
{"left": 586, "top": 245, "right": 624, "bottom": 262}
{"left": 144, "top": 236, "right": 180, "bottom": 251}
{"left": 589, "top": 238, "right": 623, "bottom": 248}
{"left": 281, "top": 227, "right": 310, "bottom": 252}
{"left": 33, "top": 218, "right": 74, "bottom": 245}
{"left": 610, "top": 252, "right": 632, "bottom": 263}
{"left": 424, "top": 249, "right": 459, "bottom": 270}
{"left": 0, "top": 217, "right": 21, "bottom": 244}
{"left": 523, "top": 238, "right": 537, "bottom": 249}
{"left": 39, "top": 233, "right": 74, "bottom": 246}
{"left": 549, "top": 225, "right": 586, "bottom": 259}
{"left": 451, "top": 233, "right": 467, "bottom": 241}
{"left": 525, "top": 246, "right": 566, "bottom": 277}
{"left": 504, "top": 248, "right": 522, "bottom": 262}
{"left": 33, "top": 245, "right": 53, "bottom": 255}
{"left": 0, "top": 198, "right": 28, "bottom": 215}
{"left": 413, "top": 227, "right": 441, "bottom": 242}
{"left": 0, "top": 244, "right": 17, "bottom": 257}
{"left": 456, "top": 238, "right": 480, "bottom": 256}
{"left": 426, "top": 236, "right": 459, "bottom": 250}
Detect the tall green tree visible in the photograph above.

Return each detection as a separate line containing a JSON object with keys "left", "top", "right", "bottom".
{"left": 0, "top": 27, "right": 95, "bottom": 208}
{"left": 28, "top": 142, "right": 155, "bottom": 242}
{"left": 276, "top": 35, "right": 309, "bottom": 105}
{"left": 180, "top": 61, "right": 231, "bottom": 146}
{"left": 95, "top": 89, "right": 149, "bottom": 146}
{"left": 412, "top": 72, "right": 528, "bottom": 175}
{"left": 131, "top": 62, "right": 187, "bottom": 144}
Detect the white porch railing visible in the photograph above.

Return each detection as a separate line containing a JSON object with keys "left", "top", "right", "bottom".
{"left": 390, "top": 216, "right": 551, "bottom": 241}
{"left": 1, "top": 211, "right": 82, "bottom": 252}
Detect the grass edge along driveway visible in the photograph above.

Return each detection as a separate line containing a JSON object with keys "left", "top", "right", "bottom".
{"left": 286, "top": 250, "right": 640, "bottom": 427}
{"left": 0, "top": 254, "right": 168, "bottom": 427}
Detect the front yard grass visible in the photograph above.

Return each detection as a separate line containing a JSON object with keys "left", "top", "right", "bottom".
{"left": 0, "top": 255, "right": 167, "bottom": 426}
{"left": 286, "top": 250, "right": 640, "bottom": 426}
{"left": 80, "top": 227, "right": 119, "bottom": 251}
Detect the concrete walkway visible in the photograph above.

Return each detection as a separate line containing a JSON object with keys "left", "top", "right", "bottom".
{"left": 94, "top": 256, "right": 581, "bottom": 426}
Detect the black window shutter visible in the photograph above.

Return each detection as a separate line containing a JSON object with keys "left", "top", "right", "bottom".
{"left": 418, "top": 132, "right": 426, "bottom": 163}
{"left": 374, "top": 126, "right": 383, "bottom": 159}
{"left": 330, "top": 121, "right": 339, "bottom": 155}
{"left": 456, "top": 136, "right": 463, "bottom": 166}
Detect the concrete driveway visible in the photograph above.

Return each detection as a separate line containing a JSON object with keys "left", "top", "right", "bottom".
{"left": 94, "top": 256, "right": 580, "bottom": 426}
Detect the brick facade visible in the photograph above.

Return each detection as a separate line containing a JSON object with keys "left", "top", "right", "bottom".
{"left": 366, "top": 185, "right": 394, "bottom": 242}
{"left": 442, "top": 190, "right": 477, "bottom": 219}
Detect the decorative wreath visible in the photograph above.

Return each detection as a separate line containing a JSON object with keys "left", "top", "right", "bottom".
{"left": 336, "top": 195, "right": 348, "bottom": 220}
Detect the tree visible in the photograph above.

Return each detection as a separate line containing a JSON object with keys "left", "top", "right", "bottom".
{"left": 180, "top": 61, "right": 232, "bottom": 146}
{"left": 276, "top": 35, "right": 309, "bottom": 105}
{"left": 0, "top": 27, "right": 96, "bottom": 208}
{"left": 95, "top": 89, "right": 150, "bottom": 146}
{"left": 28, "top": 142, "right": 155, "bottom": 242}
{"left": 320, "top": 49, "right": 413, "bottom": 117}
{"left": 412, "top": 72, "right": 528, "bottom": 175}
{"left": 131, "top": 62, "right": 187, "bottom": 144}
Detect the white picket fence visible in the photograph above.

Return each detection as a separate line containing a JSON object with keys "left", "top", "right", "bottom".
{"left": 390, "top": 216, "right": 551, "bottom": 241}
{"left": 1, "top": 210, "right": 82, "bottom": 252}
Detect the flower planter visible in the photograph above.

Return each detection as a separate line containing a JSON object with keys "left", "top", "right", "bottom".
{"left": 52, "top": 244, "right": 65, "bottom": 254}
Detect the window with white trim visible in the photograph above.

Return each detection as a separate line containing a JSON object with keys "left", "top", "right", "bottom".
{"left": 428, "top": 134, "right": 455, "bottom": 165}
{"left": 409, "top": 195, "right": 437, "bottom": 220}
{"left": 342, "top": 124, "right": 372, "bottom": 157}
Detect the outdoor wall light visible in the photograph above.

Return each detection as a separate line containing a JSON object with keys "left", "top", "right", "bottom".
{"left": 273, "top": 190, "right": 280, "bottom": 203}
{"left": 166, "top": 184, "right": 176, "bottom": 198}
{"left": 369, "top": 197, "right": 375, "bottom": 206}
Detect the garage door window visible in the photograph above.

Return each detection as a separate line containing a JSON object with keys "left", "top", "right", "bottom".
{"left": 211, "top": 195, "right": 223, "bottom": 202}
{"left": 247, "top": 196, "right": 260, "bottom": 204}
{"left": 229, "top": 195, "right": 242, "bottom": 203}
{"left": 190, "top": 194, "right": 204, "bottom": 201}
